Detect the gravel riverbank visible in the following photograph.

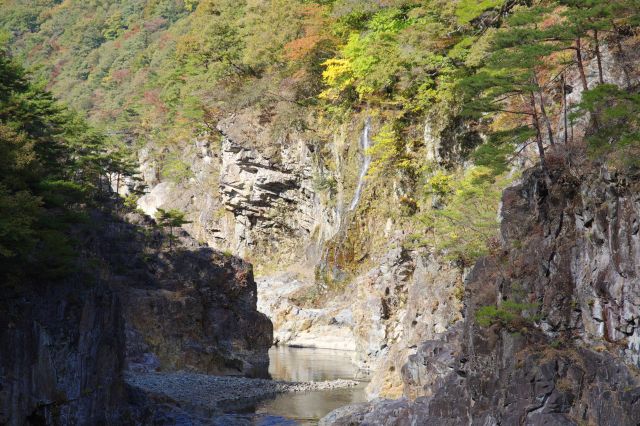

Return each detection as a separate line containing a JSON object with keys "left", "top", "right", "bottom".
{"left": 126, "top": 371, "right": 359, "bottom": 419}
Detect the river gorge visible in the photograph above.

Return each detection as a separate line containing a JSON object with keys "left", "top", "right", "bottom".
{"left": 2, "top": 1, "right": 640, "bottom": 425}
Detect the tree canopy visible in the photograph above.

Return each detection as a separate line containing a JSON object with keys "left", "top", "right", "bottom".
{"left": 2, "top": 0, "right": 640, "bottom": 266}
{"left": 0, "top": 45, "right": 134, "bottom": 283}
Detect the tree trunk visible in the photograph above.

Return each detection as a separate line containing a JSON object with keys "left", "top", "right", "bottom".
{"left": 575, "top": 37, "right": 589, "bottom": 92}
{"left": 594, "top": 29, "right": 604, "bottom": 84}
{"left": 612, "top": 23, "right": 632, "bottom": 88}
{"left": 97, "top": 175, "right": 102, "bottom": 196}
{"left": 562, "top": 73, "right": 568, "bottom": 145}
{"left": 533, "top": 72, "right": 555, "bottom": 145}
{"left": 530, "top": 93, "right": 550, "bottom": 182}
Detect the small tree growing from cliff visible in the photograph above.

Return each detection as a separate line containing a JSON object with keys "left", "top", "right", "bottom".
{"left": 459, "top": 5, "right": 570, "bottom": 179}
{"left": 155, "top": 208, "right": 191, "bottom": 251}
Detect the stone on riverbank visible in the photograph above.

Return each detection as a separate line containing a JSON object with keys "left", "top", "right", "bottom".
{"left": 126, "top": 371, "right": 359, "bottom": 418}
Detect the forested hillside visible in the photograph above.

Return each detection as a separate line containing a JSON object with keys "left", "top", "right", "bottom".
{"left": 0, "top": 42, "right": 135, "bottom": 284}
{"left": 4, "top": 0, "right": 640, "bottom": 270}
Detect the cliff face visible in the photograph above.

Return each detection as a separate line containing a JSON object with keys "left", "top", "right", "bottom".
{"left": 91, "top": 209, "right": 273, "bottom": 377}
{"left": 134, "top": 109, "right": 469, "bottom": 401}
{"left": 137, "top": 110, "right": 348, "bottom": 271}
{"left": 352, "top": 247, "right": 463, "bottom": 399}
{"left": 0, "top": 278, "right": 125, "bottom": 425}
{"left": 323, "top": 165, "right": 640, "bottom": 425}
{"left": 0, "top": 206, "right": 273, "bottom": 424}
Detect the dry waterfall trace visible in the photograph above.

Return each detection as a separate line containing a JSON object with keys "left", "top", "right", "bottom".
{"left": 348, "top": 118, "right": 373, "bottom": 212}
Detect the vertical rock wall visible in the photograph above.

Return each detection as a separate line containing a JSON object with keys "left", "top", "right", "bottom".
{"left": 137, "top": 111, "right": 346, "bottom": 271}
{"left": 322, "top": 165, "right": 640, "bottom": 425}
{"left": 0, "top": 282, "right": 126, "bottom": 425}
{"left": 0, "top": 207, "right": 275, "bottom": 424}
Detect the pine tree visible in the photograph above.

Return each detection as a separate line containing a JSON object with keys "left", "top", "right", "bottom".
{"left": 155, "top": 208, "right": 191, "bottom": 251}
{"left": 557, "top": 0, "right": 618, "bottom": 88}
{"left": 0, "top": 45, "right": 137, "bottom": 282}
{"left": 572, "top": 83, "right": 640, "bottom": 166}
{"left": 459, "top": 5, "right": 567, "bottom": 178}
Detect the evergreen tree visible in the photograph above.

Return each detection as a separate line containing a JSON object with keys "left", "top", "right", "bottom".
{"left": 0, "top": 45, "right": 136, "bottom": 283}
{"left": 572, "top": 83, "right": 640, "bottom": 166}
{"left": 155, "top": 208, "right": 191, "bottom": 251}
{"left": 459, "top": 5, "right": 567, "bottom": 178}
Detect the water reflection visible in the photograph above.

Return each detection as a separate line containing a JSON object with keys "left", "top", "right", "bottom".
{"left": 267, "top": 346, "right": 368, "bottom": 382}
{"left": 226, "top": 346, "right": 369, "bottom": 425}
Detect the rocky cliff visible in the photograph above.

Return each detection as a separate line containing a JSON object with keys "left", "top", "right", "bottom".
{"left": 0, "top": 250, "right": 126, "bottom": 425}
{"left": 111, "top": 210, "right": 273, "bottom": 376}
{"left": 134, "top": 109, "right": 472, "bottom": 403}
{"left": 322, "top": 163, "right": 640, "bottom": 425}
{"left": 0, "top": 204, "right": 273, "bottom": 424}
{"left": 137, "top": 109, "right": 352, "bottom": 271}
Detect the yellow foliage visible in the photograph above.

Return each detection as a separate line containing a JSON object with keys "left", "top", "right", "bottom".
{"left": 322, "top": 58, "right": 354, "bottom": 89}
{"left": 427, "top": 171, "right": 453, "bottom": 196}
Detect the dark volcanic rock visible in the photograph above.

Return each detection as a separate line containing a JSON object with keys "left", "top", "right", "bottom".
{"left": 324, "top": 165, "right": 640, "bottom": 425}
{"left": 96, "top": 210, "right": 273, "bottom": 377}
{"left": 0, "top": 281, "right": 125, "bottom": 425}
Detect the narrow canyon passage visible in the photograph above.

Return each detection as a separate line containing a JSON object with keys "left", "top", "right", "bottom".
{"left": 229, "top": 274, "right": 369, "bottom": 424}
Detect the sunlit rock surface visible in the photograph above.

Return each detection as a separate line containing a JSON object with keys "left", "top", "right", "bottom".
{"left": 323, "top": 166, "right": 640, "bottom": 425}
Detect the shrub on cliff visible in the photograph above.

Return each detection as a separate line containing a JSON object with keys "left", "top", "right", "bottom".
{"left": 155, "top": 208, "right": 191, "bottom": 250}
{"left": 416, "top": 166, "right": 511, "bottom": 267}
{"left": 476, "top": 300, "right": 541, "bottom": 330}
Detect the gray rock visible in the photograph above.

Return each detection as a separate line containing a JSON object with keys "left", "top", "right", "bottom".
{"left": 324, "top": 166, "right": 640, "bottom": 425}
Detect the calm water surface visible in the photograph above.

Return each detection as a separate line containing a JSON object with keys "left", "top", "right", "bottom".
{"left": 223, "top": 346, "right": 369, "bottom": 425}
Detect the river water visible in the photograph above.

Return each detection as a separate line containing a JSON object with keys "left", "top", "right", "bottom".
{"left": 221, "top": 346, "right": 368, "bottom": 425}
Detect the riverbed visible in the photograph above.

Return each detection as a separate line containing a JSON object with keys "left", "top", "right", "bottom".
{"left": 219, "top": 346, "right": 369, "bottom": 425}
{"left": 126, "top": 346, "right": 368, "bottom": 425}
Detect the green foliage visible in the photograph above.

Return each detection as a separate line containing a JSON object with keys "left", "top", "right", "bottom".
{"left": 161, "top": 154, "right": 193, "bottom": 183}
{"left": 426, "top": 171, "right": 453, "bottom": 197}
{"left": 459, "top": 5, "right": 563, "bottom": 116}
{"left": 367, "top": 122, "right": 409, "bottom": 175}
{"left": 0, "top": 47, "right": 135, "bottom": 283}
{"left": 471, "top": 127, "right": 534, "bottom": 175}
{"left": 155, "top": 207, "right": 191, "bottom": 250}
{"left": 4, "top": 0, "right": 640, "bottom": 279}
{"left": 123, "top": 194, "right": 140, "bottom": 210}
{"left": 155, "top": 207, "right": 190, "bottom": 228}
{"left": 572, "top": 84, "right": 640, "bottom": 166}
{"left": 0, "top": 186, "right": 41, "bottom": 258}
{"left": 419, "top": 167, "right": 511, "bottom": 266}
{"left": 476, "top": 300, "right": 540, "bottom": 328}
{"left": 312, "top": 174, "right": 337, "bottom": 192}
{"left": 0, "top": 0, "right": 321, "bottom": 157}
{"left": 455, "top": 0, "right": 504, "bottom": 25}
